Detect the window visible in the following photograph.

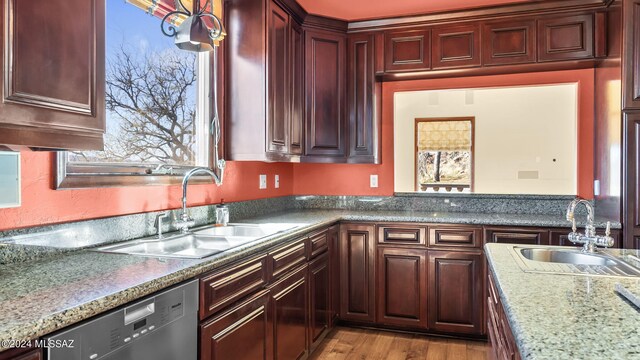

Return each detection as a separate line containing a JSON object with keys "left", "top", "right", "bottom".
{"left": 56, "top": 1, "right": 214, "bottom": 188}
{"left": 415, "top": 118, "right": 474, "bottom": 193}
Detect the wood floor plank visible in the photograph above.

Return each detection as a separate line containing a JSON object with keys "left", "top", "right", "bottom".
{"left": 311, "top": 327, "right": 490, "bottom": 360}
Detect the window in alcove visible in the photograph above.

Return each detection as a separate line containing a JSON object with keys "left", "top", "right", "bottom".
{"left": 415, "top": 117, "right": 474, "bottom": 193}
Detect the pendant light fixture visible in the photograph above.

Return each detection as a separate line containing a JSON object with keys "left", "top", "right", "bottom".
{"left": 161, "top": 0, "right": 226, "bottom": 52}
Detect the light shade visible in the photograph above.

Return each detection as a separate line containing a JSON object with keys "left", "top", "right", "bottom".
{"left": 174, "top": 15, "right": 215, "bottom": 52}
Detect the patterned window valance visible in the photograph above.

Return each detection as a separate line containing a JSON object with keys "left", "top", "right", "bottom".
{"left": 417, "top": 120, "right": 472, "bottom": 152}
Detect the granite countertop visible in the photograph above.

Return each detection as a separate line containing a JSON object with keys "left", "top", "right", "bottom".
{"left": 0, "top": 209, "right": 620, "bottom": 351}
{"left": 485, "top": 243, "right": 640, "bottom": 360}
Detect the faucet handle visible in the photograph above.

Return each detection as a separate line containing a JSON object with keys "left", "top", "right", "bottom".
{"left": 605, "top": 221, "right": 611, "bottom": 237}
{"left": 155, "top": 212, "right": 170, "bottom": 238}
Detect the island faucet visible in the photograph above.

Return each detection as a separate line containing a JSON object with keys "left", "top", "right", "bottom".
{"left": 565, "top": 198, "right": 614, "bottom": 253}
{"left": 175, "top": 167, "right": 224, "bottom": 233}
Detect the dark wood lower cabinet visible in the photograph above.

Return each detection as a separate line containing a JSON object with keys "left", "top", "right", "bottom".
{"left": 0, "top": 349, "right": 41, "bottom": 360}
{"left": 309, "top": 252, "right": 331, "bottom": 352}
{"left": 428, "top": 250, "right": 484, "bottom": 335}
{"left": 488, "top": 272, "right": 521, "bottom": 360}
{"left": 339, "top": 224, "right": 376, "bottom": 323}
{"left": 269, "top": 265, "right": 308, "bottom": 360}
{"left": 376, "top": 248, "right": 428, "bottom": 328}
{"left": 200, "top": 290, "right": 272, "bottom": 360}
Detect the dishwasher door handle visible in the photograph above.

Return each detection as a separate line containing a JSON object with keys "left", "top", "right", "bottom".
{"left": 124, "top": 299, "right": 155, "bottom": 325}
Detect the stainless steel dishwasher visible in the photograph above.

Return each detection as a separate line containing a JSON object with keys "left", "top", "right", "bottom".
{"left": 45, "top": 279, "right": 198, "bottom": 360}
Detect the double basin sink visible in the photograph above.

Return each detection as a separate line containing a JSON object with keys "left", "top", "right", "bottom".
{"left": 513, "top": 246, "right": 640, "bottom": 277}
{"left": 94, "top": 223, "right": 299, "bottom": 259}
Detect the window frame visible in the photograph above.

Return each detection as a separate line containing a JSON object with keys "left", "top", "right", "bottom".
{"left": 414, "top": 117, "right": 475, "bottom": 193}
{"left": 56, "top": 48, "right": 223, "bottom": 189}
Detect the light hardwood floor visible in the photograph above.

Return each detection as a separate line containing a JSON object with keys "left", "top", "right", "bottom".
{"left": 310, "top": 327, "right": 490, "bottom": 360}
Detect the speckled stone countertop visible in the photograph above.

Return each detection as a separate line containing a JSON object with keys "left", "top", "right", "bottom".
{"left": 0, "top": 209, "right": 619, "bottom": 352}
{"left": 485, "top": 243, "right": 640, "bottom": 360}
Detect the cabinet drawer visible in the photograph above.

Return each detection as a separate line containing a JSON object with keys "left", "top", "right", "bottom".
{"left": 377, "top": 224, "right": 426, "bottom": 246}
{"left": 485, "top": 228, "right": 550, "bottom": 245}
{"left": 269, "top": 239, "right": 307, "bottom": 280}
{"left": 549, "top": 229, "right": 621, "bottom": 248}
{"left": 200, "top": 255, "right": 268, "bottom": 320}
{"left": 429, "top": 225, "right": 482, "bottom": 248}
{"left": 309, "top": 230, "right": 329, "bottom": 259}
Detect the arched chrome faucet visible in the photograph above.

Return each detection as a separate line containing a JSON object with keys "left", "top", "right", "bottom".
{"left": 565, "top": 198, "right": 614, "bottom": 252}
{"left": 175, "top": 167, "right": 224, "bottom": 233}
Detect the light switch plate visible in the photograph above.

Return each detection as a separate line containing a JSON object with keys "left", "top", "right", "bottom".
{"left": 370, "top": 174, "right": 379, "bottom": 188}
{"left": 0, "top": 152, "right": 20, "bottom": 208}
{"left": 275, "top": 175, "right": 280, "bottom": 189}
{"left": 259, "top": 174, "right": 267, "bottom": 189}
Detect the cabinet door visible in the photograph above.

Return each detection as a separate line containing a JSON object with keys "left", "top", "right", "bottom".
{"left": 270, "top": 265, "right": 308, "bottom": 360}
{"left": 428, "top": 250, "right": 484, "bottom": 335}
{"left": 432, "top": 24, "right": 481, "bottom": 69}
{"left": 289, "top": 21, "right": 304, "bottom": 155}
{"left": 328, "top": 225, "right": 340, "bottom": 326}
{"left": 384, "top": 29, "right": 431, "bottom": 72}
{"left": 377, "top": 248, "right": 428, "bottom": 328}
{"left": 482, "top": 19, "right": 536, "bottom": 66}
{"left": 339, "top": 224, "right": 376, "bottom": 323}
{"left": 348, "top": 33, "right": 380, "bottom": 163}
{"left": 200, "top": 290, "right": 272, "bottom": 360}
{"left": 537, "top": 14, "right": 594, "bottom": 62}
{"left": 305, "top": 29, "right": 346, "bottom": 159}
{"left": 309, "top": 252, "right": 331, "bottom": 352}
{"left": 0, "top": 0, "right": 105, "bottom": 150}
{"left": 623, "top": 112, "right": 640, "bottom": 248}
{"left": 267, "top": 1, "right": 289, "bottom": 156}
{"left": 485, "top": 227, "right": 550, "bottom": 245}
{"left": 623, "top": 0, "right": 640, "bottom": 110}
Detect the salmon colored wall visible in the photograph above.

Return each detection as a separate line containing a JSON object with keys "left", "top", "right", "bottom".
{"left": 0, "top": 152, "right": 293, "bottom": 231}
{"left": 293, "top": 69, "right": 595, "bottom": 199}
{"left": 0, "top": 69, "right": 595, "bottom": 231}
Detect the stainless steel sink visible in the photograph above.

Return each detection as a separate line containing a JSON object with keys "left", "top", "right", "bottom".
{"left": 94, "top": 223, "right": 299, "bottom": 259}
{"left": 512, "top": 246, "right": 640, "bottom": 277}
{"left": 519, "top": 248, "right": 618, "bottom": 266}
{"left": 192, "top": 223, "right": 295, "bottom": 237}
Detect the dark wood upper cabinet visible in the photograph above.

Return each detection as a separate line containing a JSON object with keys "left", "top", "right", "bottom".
{"left": 290, "top": 21, "right": 305, "bottom": 155}
{"left": 623, "top": 0, "right": 640, "bottom": 110}
{"left": 482, "top": 19, "right": 536, "bottom": 66}
{"left": 537, "top": 14, "right": 594, "bottom": 62}
{"left": 432, "top": 24, "right": 481, "bottom": 69}
{"left": 225, "top": 0, "right": 303, "bottom": 161}
{"left": 376, "top": 248, "right": 428, "bottom": 329}
{"left": 304, "top": 29, "right": 347, "bottom": 160}
{"left": 347, "top": 33, "right": 380, "bottom": 164}
{"left": 267, "top": 1, "right": 290, "bottom": 156}
{"left": 0, "top": 0, "right": 105, "bottom": 150}
{"left": 485, "top": 227, "right": 550, "bottom": 245}
{"left": 200, "top": 290, "right": 272, "bottom": 360}
{"left": 428, "top": 250, "right": 484, "bottom": 335}
{"left": 384, "top": 29, "right": 431, "bottom": 72}
{"left": 339, "top": 223, "right": 376, "bottom": 323}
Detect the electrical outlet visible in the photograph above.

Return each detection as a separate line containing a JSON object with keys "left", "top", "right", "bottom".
{"left": 370, "top": 174, "right": 379, "bottom": 188}
{"left": 275, "top": 175, "right": 280, "bottom": 189}
{"left": 259, "top": 174, "right": 267, "bottom": 189}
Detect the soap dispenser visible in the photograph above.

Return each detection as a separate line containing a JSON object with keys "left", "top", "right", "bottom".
{"left": 216, "top": 199, "right": 229, "bottom": 226}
